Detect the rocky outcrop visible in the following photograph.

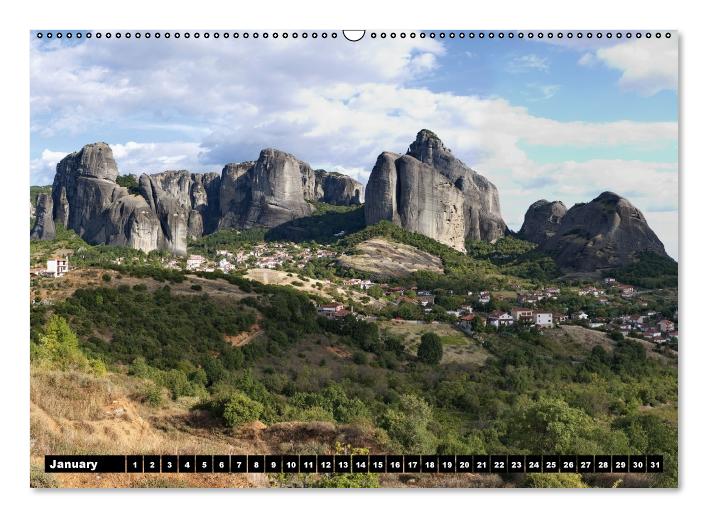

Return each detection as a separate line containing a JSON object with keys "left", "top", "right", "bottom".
{"left": 518, "top": 200, "right": 567, "bottom": 245}
{"left": 30, "top": 193, "right": 55, "bottom": 240}
{"left": 218, "top": 149, "right": 314, "bottom": 229}
{"left": 314, "top": 170, "right": 364, "bottom": 205}
{"left": 31, "top": 142, "right": 363, "bottom": 254}
{"left": 537, "top": 192, "right": 668, "bottom": 271}
{"left": 138, "top": 171, "right": 222, "bottom": 255}
{"left": 406, "top": 129, "right": 507, "bottom": 242}
{"left": 217, "top": 149, "right": 364, "bottom": 230}
{"left": 365, "top": 130, "right": 506, "bottom": 250}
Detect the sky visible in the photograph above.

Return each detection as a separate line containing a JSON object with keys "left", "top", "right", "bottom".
{"left": 29, "top": 31, "right": 679, "bottom": 258}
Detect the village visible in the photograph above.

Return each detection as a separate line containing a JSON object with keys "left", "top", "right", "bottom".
{"left": 32, "top": 244, "right": 679, "bottom": 349}
{"left": 180, "top": 242, "right": 338, "bottom": 273}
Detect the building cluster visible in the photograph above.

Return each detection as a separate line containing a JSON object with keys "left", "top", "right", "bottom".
{"left": 343, "top": 278, "right": 376, "bottom": 290}
{"left": 516, "top": 287, "right": 561, "bottom": 304}
{"left": 206, "top": 243, "right": 338, "bottom": 272}
{"left": 609, "top": 312, "right": 678, "bottom": 343}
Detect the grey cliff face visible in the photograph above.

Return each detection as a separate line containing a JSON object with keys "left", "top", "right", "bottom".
{"left": 217, "top": 149, "right": 314, "bottom": 229}
{"left": 537, "top": 191, "right": 669, "bottom": 271}
{"left": 138, "top": 171, "right": 222, "bottom": 254}
{"left": 314, "top": 170, "right": 364, "bottom": 205}
{"left": 51, "top": 142, "right": 122, "bottom": 235}
{"left": 518, "top": 199, "right": 567, "bottom": 245}
{"left": 245, "top": 148, "right": 314, "bottom": 227}
{"left": 365, "top": 130, "right": 506, "bottom": 250}
{"left": 30, "top": 193, "right": 55, "bottom": 240}
{"left": 217, "top": 149, "right": 364, "bottom": 230}
{"left": 406, "top": 129, "right": 507, "bottom": 242}
{"left": 32, "top": 142, "right": 364, "bottom": 254}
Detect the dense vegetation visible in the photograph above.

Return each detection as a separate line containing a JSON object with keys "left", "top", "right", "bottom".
{"left": 30, "top": 278, "right": 678, "bottom": 487}
{"left": 467, "top": 236, "right": 561, "bottom": 282}
{"left": 611, "top": 251, "right": 678, "bottom": 288}
{"left": 188, "top": 228, "right": 268, "bottom": 255}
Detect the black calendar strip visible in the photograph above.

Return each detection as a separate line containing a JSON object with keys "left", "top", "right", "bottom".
{"left": 44, "top": 454, "right": 663, "bottom": 474}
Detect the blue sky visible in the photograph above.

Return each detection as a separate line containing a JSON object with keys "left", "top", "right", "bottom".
{"left": 30, "top": 31, "right": 678, "bottom": 257}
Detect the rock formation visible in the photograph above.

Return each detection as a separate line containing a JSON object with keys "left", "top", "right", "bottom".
{"left": 314, "top": 170, "right": 364, "bottom": 205}
{"left": 365, "top": 130, "right": 506, "bottom": 250}
{"left": 531, "top": 192, "right": 669, "bottom": 271}
{"left": 30, "top": 142, "right": 363, "bottom": 254}
{"left": 30, "top": 193, "right": 55, "bottom": 240}
{"left": 518, "top": 200, "right": 567, "bottom": 245}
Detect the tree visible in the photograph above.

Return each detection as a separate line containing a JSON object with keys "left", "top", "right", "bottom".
{"left": 507, "top": 397, "right": 594, "bottom": 453}
{"left": 417, "top": 332, "right": 443, "bottom": 364}
{"left": 222, "top": 392, "right": 264, "bottom": 428}
{"left": 380, "top": 394, "right": 436, "bottom": 452}
{"left": 32, "top": 315, "right": 88, "bottom": 371}
{"left": 368, "top": 285, "right": 384, "bottom": 299}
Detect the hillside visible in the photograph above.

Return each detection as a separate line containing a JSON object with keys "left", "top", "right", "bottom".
{"left": 30, "top": 259, "right": 678, "bottom": 488}
{"left": 338, "top": 238, "right": 444, "bottom": 280}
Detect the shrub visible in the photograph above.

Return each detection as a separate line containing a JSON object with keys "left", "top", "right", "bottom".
{"left": 190, "top": 284, "right": 203, "bottom": 291}
{"left": 380, "top": 394, "right": 436, "bottom": 452}
{"left": 101, "top": 273, "right": 112, "bottom": 282}
{"left": 142, "top": 383, "right": 164, "bottom": 407}
{"left": 222, "top": 392, "right": 264, "bottom": 427}
{"left": 352, "top": 351, "right": 367, "bottom": 365}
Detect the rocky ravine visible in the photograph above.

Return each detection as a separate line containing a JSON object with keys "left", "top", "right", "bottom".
{"left": 520, "top": 192, "right": 670, "bottom": 271}
{"left": 365, "top": 130, "right": 507, "bottom": 251}
{"left": 31, "top": 143, "right": 364, "bottom": 254}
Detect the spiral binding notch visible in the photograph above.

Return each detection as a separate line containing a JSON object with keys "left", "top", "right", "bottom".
{"left": 34, "top": 30, "right": 674, "bottom": 41}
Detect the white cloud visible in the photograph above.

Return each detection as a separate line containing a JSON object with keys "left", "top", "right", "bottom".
{"left": 30, "top": 36, "right": 678, "bottom": 257}
{"left": 582, "top": 38, "right": 678, "bottom": 96}
{"left": 110, "top": 141, "right": 221, "bottom": 175}
{"left": 30, "top": 149, "right": 68, "bottom": 185}
{"left": 507, "top": 54, "right": 550, "bottom": 72}
{"left": 577, "top": 52, "right": 596, "bottom": 67}
{"left": 524, "top": 83, "right": 561, "bottom": 101}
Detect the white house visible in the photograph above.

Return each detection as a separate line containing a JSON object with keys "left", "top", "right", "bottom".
{"left": 573, "top": 311, "right": 589, "bottom": 320}
{"left": 534, "top": 312, "right": 553, "bottom": 328}
{"left": 487, "top": 311, "right": 514, "bottom": 328}
{"left": 186, "top": 255, "right": 205, "bottom": 270}
{"left": 218, "top": 258, "right": 234, "bottom": 273}
{"left": 45, "top": 257, "right": 69, "bottom": 277}
{"left": 658, "top": 319, "right": 675, "bottom": 333}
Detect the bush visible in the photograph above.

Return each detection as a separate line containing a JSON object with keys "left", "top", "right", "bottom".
{"left": 101, "top": 273, "right": 112, "bottom": 282}
{"left": 142, "top": 383, "right": 164, "bottom": 407}
{"left": 352, "top": 351, "right": 367, "bottom": 365}
{"left": 380, "top": 394, "right": 436, "bottom": 452}
{"left": 222, "top": 392, "right": 264, "bottom": 427}
{"left": 417, "top": 332, "right": 443, "bottom": 364}
{"left": 31, "top": 315, "right": 96, "bottom": 373}
{"left": 190, "top": 284, "right": 203, "bottom": 291}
